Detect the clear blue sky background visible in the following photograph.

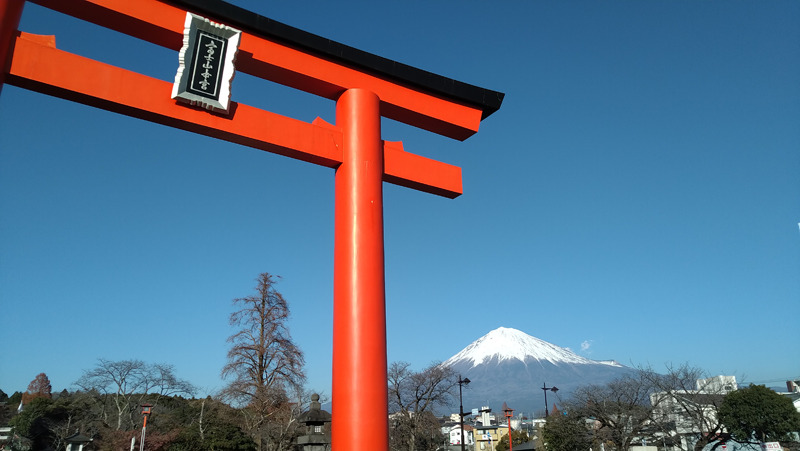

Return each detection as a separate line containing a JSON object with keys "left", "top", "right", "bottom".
{"left": 1, "top": 1, "right": 798, "bottom": 398}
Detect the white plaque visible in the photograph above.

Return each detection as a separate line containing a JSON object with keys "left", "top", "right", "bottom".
{"left": 172, "top": 13, "right": 241, "bottom": 114}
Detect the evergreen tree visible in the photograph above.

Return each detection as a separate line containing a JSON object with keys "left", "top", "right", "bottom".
{"left": 718, "top": 384, "right": 800, "bottom": 443}
{"left": 495, "top": 430, "right": 529, "bottom": 451}
{"left": 541, "top": 410, "right": 593, "bottom": 451}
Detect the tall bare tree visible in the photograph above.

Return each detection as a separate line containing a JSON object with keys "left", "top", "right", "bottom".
{"left": 221, "top": 272, "right": 306, "bottom": 451}
{"left": 388, "top": 361, "right": 458, "bottom": 451}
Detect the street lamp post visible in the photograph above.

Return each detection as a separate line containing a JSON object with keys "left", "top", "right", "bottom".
{"left": 541, "top": 383, "right": 558, "bottom": 417}
{"left": 458, "top": 376, "right": 471, "bottom": 451}
{"left": 139, "top": 404, "right": 152, "bottom": 451}
{"left": 502, "top": 402, "right": 514, "bottom": 451}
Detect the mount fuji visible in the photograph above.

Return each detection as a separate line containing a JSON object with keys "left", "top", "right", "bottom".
{"left": 441, "top": 327, "right": 638, "bottom": 416}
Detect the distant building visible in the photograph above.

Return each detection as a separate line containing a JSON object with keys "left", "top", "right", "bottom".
{"left": 695, "top": 375, "right": 737, "bottom": 393}
{"left": 649, "top": 375, "right": 737, "bottom": 451}
{"left": 475, "top": 406, "right": 495, "bottom": 427}
{"left": 473, "top": 424, "right": 505, "bottom": 451}
{"left": 780, "top": 380, "right": 800, "bottom": 414}
{"left": 65, "top": 432, "right": 93, "bottom": 451}
{"left": 447, "top": 423, "right": 474, "bottom": 446}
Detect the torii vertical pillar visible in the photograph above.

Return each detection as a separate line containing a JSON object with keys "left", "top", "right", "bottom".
{"left": 333, "top": 88, "right": 388, "bottom": 450}
{"left": 0, "top": 0, "right": 24, "bottom": 95}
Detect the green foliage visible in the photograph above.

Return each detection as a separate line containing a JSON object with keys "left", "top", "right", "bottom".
{"left": 8, "top": 391, "right": 22, "bottom": 408}
{"left": 718, "top": 384, "right": 800, "bottom": 443}
{"left": 389, "top": 410, "right": 444, "bottom": 451}
{"left": 541, "top": 411, "right": 593, "bottom": 451}
{"left": 170, "top": 422, "right": 256, "bottom": 450}
{"left": 75, "top": 358, "right": 195, "bottom": 431}
{"left": 9, "top": 396, "right": 58, "bottom": 449}
{"left": 0, "top": 402, "right": 10, "bottom": 425}
{"left": 5, "top": 387, "right": 262, "bottom": 451}
{"left": 495, "top": 430, "right": 529, "bottom": 451}
{"left": 159, "top": 397, "right": 256, "bottom": 451}
{"left": 9, "top": 397, "right": 52, "bottom": 437}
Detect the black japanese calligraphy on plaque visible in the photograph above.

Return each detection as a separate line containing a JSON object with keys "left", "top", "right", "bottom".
{"left": 186, "top": 30, "right": 227, "bottom": 100}
{"left": 172, "top": 13, "right": 241, "bottom": 114}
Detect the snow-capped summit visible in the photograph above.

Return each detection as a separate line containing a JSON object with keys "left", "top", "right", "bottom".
{"left": 444, "top": 327, "right": 618, "bottom": 367}
{"left": 441, "top": 327, "right": 635, "bottom": 414}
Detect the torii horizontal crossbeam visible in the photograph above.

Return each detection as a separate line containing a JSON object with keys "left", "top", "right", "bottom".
{"left": 6, "top": 32, "right": 463, "bottom": 198}
{"left": 29, "top": 0, "right": 503, "bottom": 141}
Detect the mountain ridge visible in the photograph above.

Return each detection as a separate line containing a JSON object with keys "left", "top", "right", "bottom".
{"left": 441, "top": 327, "right": 637, "bottom": 415}
{"left": 443, "top": 326, "right": 623, "bottom": 368}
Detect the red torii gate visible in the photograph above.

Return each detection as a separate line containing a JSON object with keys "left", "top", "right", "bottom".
{"left": 0, "top": 1, "right": 504, "bottom": 450}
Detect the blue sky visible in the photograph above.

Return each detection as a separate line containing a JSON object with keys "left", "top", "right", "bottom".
{"left": 1, "top": 1, "right": 798, "bottom": 398}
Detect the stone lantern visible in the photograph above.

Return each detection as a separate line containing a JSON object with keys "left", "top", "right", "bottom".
{"left": 296, "top": 393, "right": 331, "bottom": 451}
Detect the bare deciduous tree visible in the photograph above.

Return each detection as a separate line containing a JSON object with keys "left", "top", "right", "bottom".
{"left": 259, "top": 386, "right": 314, "bottom": 451}
{"left": 388, "top": 361, "right": 458, "bottom": 451}
{"left": 75, "top": 358, "right": 195, "bottom": 430}
{"left": 570, "top": 371, "right": 658, "bottom": 451}
{"left": 220, "top": 272, "right": 306, "bottom": 451}
{"left": 644, "top": 364, "right": 729, "bottom": 451}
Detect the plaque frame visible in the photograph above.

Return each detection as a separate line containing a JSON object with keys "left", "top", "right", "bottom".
{"left": 171, "top": 12, "right": 240, "bottom": 114}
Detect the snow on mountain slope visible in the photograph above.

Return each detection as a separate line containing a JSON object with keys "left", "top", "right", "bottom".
{"left": 438, "top": 327, "right": 634, "bottom": 414}
{"left": 443, "top": 327, "right": 622, "bottom": 367}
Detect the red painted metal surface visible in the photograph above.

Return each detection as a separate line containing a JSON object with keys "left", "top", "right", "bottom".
{"left": 0, "top": 4, "right": 501, "bottom": 451}
{"left": 5, "top": 32, "right": 462, "bottom": 197}
{"left": 29, "top": 0, "right": 485, "bottom": 140}
{"left": 503, "top": 403, "right": 514, "bottom": 451}
{"left": 333, "top": 88, "right": 388, "bottom": 451}
{"left": 0, "top": 0, "right": 24, "bottom": 95}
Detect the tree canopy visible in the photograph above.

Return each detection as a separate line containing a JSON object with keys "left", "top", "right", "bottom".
{"left": 75, "top": 358, "right": 195, "bottom": 431}
{"left": 718, "top": 384, "right": 800, "bottom": 444}
{"left": 494, "top": 429, "right": 529, "bottom": 451}
{"left": 22, "top": 373, "right": 52, "bottom": 403}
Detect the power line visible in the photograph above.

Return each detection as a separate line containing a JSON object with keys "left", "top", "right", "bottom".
{"left": 742, "top": 377, "right": 799, "bottom": 385}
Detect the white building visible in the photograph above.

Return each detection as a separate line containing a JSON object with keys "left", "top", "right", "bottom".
{"left": 649, "top": 375, "right": 737, "bottom": 450}
{"left": 695, "top": 375, "right": 737, "bottom": 393}
{"left": 447, "top": 424, "right": 474, "bottom": 446}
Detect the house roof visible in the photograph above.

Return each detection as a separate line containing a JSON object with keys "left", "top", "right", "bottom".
{"left": 65, "top": 432, "right": 92, "bottom": 443}
{"left": 514, "top": 440, "right": 537, "bottom": 451}
{"left": 674, "top": 392, "right": 726, "bottom": 406}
